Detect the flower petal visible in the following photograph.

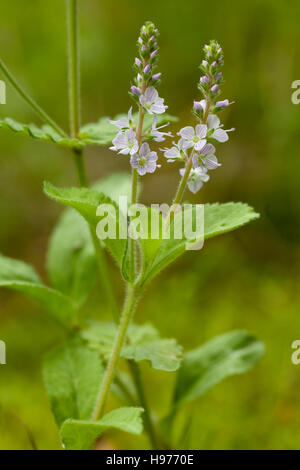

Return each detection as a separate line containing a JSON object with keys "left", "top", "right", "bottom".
{"left": 178, "top": 126, "right": 194, "bottom": 140}
{"left": 195, "top": 124, "right": 207, "bottom": 139}
{"left": 212, "top": 128, "right": 229, "bottom": 142}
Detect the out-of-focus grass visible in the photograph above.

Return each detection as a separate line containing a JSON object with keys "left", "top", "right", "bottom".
{"left": 1, "top": 0, "right": 300, "bottom": 450}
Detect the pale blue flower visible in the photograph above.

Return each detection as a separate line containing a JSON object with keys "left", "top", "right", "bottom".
{"left": 162, "top": 139, "right": 187, "bottom": 162}
{"left": 207, "top": 114, "right": 234, "bottom": 142}
{"left": 110, "top": 128, "right": 138, "bottom": 155}
{"left": 192, "top": 143, "right": 221, "bottom": 170}
{"left": 130, "top": 142, "right": 158, "bottom": 175}
{"left": 177, "top": 124, "right": 207, "bottom": 151}
{"left": 180, "top": 166, "right": 210, "bottom": 193}
{"left": 139, "top": 87, "right": 168, "bottom": 114}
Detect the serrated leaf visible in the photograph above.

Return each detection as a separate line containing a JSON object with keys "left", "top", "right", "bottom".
{"left": 0, "top": 117, "right": 83, "bottom": 149}
{"left": 47, "top": 209, "right": 96, "bottom": 307}
{"left": 43, "top": 335, "right": 104, "bottom": 427}
{"left": 60, "top": 407, "right": 144, "bottom": 450}
{"left": 173, "top": 330, "right": 265, "bottom": 408}
{"left": 139, "top": 203, "right": 259, "bottom": 288}
{"left": 82, "top": 321, "right": 182, "bottom": 372}
{"left": 0, "top": 254, "right": 76, "bottom": 326}
{"left": 204, "top": 202, "right": 260, "bottom": 239}
{"left": 44, "top": 182, "right": 126, "bottom": 266}
{"left": 79, "top": 113, "right": 177, "bottom": 146}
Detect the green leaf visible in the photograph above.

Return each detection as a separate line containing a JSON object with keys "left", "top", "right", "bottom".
{"left": 42, "top": 335, "right": 104, "bottom": 427}
{"left": 92, "top": 172, "right": 133, "bottom": 204}
{"left": 0, "top": 254, "right": 76, "bottom": 326}
{"left": 44, "top": 182, "right": 127, "bottom": 266}
{"left": 173, "top": 330, "right": 265, "bottom": 408}
{"left": 139, "top": 203, "right": 259, "bottom": 288}
{"left": 60, "top": 407, "right": 144, "bottom": 450}
{"left": 0, "top": 117, "right": 83, "bottom": 149}
{"left": 47, "top": 209, "right": 96, "bottom": 307}
{"left": 82, "top": 321, "right": 182, "bottom": 372}
{"left": 204, "top": 202, "right": 260, "bottom": 239}
{"left": 79, "top": 112, "right": 177, "bottom": 146}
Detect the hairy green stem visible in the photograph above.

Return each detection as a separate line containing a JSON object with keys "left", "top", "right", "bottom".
{"left": 66, "top": 0, "right": 81, "bottom": 138}
{"left": 0, "top": 59, "right": 67, "bottom": 137}
{"left": 92, "top": 286, "right": 139, "bottom": 420}
{"left": 172, "top": 156, "right": 193, "bottom": 206}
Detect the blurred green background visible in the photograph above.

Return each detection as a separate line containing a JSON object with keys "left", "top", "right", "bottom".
{"left": 1, "top": 0, "right": 300, "bottom": 450}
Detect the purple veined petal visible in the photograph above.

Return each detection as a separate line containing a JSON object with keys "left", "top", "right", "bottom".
{"left": 194, "top": 139, "right": 207, "bottom": 152}
{"left": 109, "top": 117, "right": 128, "bottom": 129}
{"left": 126, "top": 128, "right": 137, "bottom": 140}
{"left": 211, "top": 84, "right": 219, "bottom": 93}
{"left": 192, "top": 154, "right": 200, "bottom": 168}
{"left": 203, "top": 155, "right": 221, "bottom": 170}
{"left": 164, "top": 147, "right": 179, "bottom": 159}
{"left": 135, "top": 58, "right": 142, "bottom": 67}
{"left": 130, "top": 155, "right": 139, "bottom": 168}
{"left": 151, "top": 103, "right": 167, "bottom": 114}
{"left": 131, "top": 141, "right": 139, "bottom": 155}
{"left": 200, "top": 143, "right": 215, "bottom": 156}
{"left": 212, "top": 128, "right": 229, "bottom": 142}
{"left": 112, "top": 133, "right": 128, "bottom": 148}
{"left": 145, "top": 86, "right": 158, "bottom": 102}
{"left": 140, "top": 142, "right": 150, "bottom": 156}
{"left": 178, "top": 126, "right": 195, "bottom": 140}
{"left": 147, "top": 151, "right": 158, "bottom": 162}
{"left": 119, "top": 148, "right": 130, "bottom": 155}
{"left": 207, "top": 114, "right": 220, "bottom": 130}
{"left": 188, "top": 179, "right": 203, "bottom": 194}
{"left": 146, "top": 161, "right": 157, "bottom": 173}
{"left": 144, "top": 64, "right": 151, "bottom": 74}
{"left": 195, "top": 124, "right": 207, "bottom": 139}
{"left": 137, "top": 166, "right": 147, "bottom": 176}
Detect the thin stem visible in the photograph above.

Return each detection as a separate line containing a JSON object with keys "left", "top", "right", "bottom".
{"left": 128, "top": 360, "right": 157, "bottom": 449}
{"left": 172, "top": 155, "right": 193, "bottom": 206}
{"left": 66, "top": 0, "right": 81, "bottom": 138}
{"left": 92, "top": 286, "right": 138, "bottom": 420}
{"left": 0, "top": 59, "right": 68, "bottom": 138}
{"left": 130, "top": 100, "right": 145, "bottom": 279}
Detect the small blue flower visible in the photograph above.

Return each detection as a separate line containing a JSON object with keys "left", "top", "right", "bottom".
{"left": 139, "top": 87, "right": 168, "bottom": 115}
{"left": 130, "top": 142, "right": 159, "bottom": 175}
{"left": 110, "top": 128, "right": 138, "bottom": 155}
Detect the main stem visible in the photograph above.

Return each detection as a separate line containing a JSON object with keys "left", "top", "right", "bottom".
{"left": 67, "top": 0, "right": 119, "bottom": 322}
{"left": 130, "top": 98, "right": 145, "bottom": 278}
{"left": 67, "top": 0, "right": 81, "bottom": 138}
{"left": 0, "top": 59, "right": 67, "bottom": 137}
{"left": 92, "top": 286, "right": 138, "bottom": 420}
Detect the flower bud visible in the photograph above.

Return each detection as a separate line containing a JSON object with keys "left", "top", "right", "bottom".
{"left": 131, "top": 86, "right": 141, "bottom": 96}
{"left": 211, "top": 84, "right": 219, "bottom": 93}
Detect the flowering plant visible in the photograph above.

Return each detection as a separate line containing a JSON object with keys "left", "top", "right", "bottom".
{"left": 0, "top": 3, "right": 264, "bottom": 450}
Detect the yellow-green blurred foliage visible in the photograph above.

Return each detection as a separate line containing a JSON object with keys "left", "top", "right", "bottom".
{"left": 0, "top": 0, "right": 300, "bottom": 450}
